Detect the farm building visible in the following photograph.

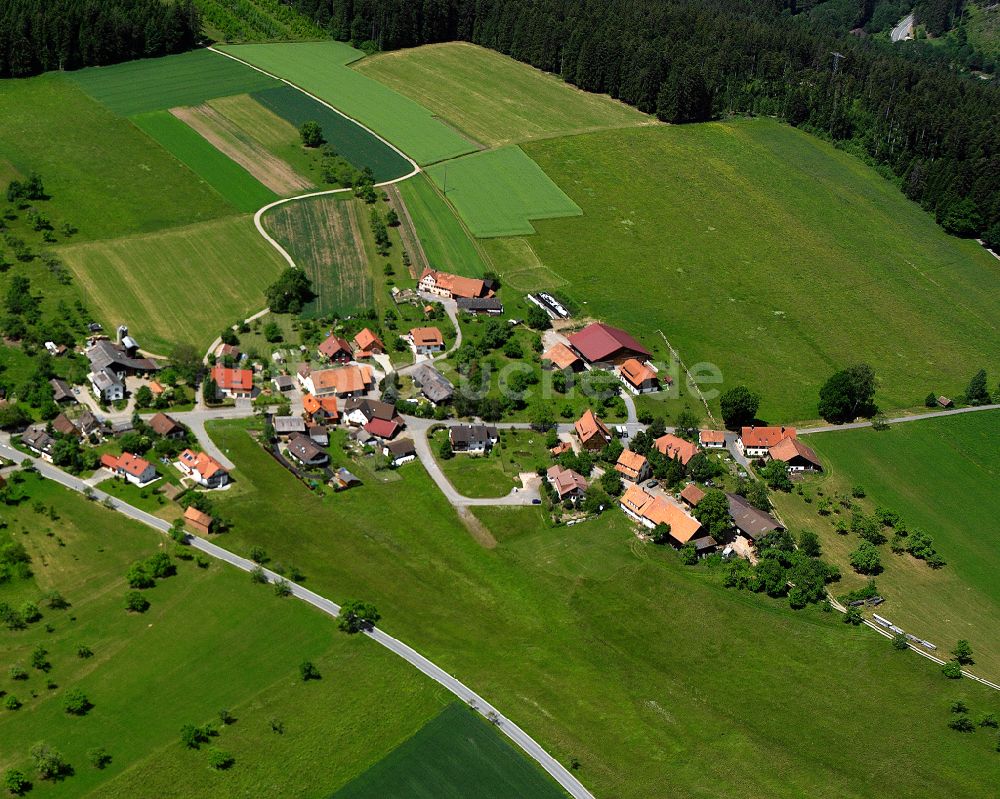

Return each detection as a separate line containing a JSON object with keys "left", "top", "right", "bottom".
{"left": 419, "top": 268, "right": 493, "bottom": 300}
{"left": 450, "top": 424, "right": 499, "bottom": 454}
{"left": 615, "top": 449, "right": 650, "bottom": 482}
{"left": 411, "top": 363, "right": 454, "bottom": 404}
{"left": 618, "top": 359, "right": 661, "bottom": 394}
{"left": 680, "top": 483, "right": 706, "bottom": 508}
{"left": 768, "top": 437, "right": 822, "bottom": 472}
{"left": 575, "top": 409, "right": 612, "bottom": 451}
{"left": 273, "top": 415, "right": 307, "bottom": 439}
{"left": 654, "top": 434, "right": 698, "bottom": 465}
{"left": 318, "top": 334, "right": 354, "bottom": 363}
{"left": 699, "top": 430, "right": 726, "bottom": 449}
{"left": 211, "top": 366, "right": 255, "bottom": 400}
{"left": 456, "top": 297, "right": 503, "bottom": 315}
{"left": 50, "top": 378, "right": 76, "bottom": 404}
{"left": 183, "top": 505, "right": 213, "bottom": 536}
{"left": 384, "top": 438, "right": 417, "bottom": 466}
{"left": 542, "top": 343, "right": 583, "bottom": 372}
{"left": 353, "top": 328, "right": 385, "bottom": 358}
{"left": 407, "top": 326, "right": 445, "bottom": 354}
{"left": 727, "top": 493, "right": 783, "bottom": 543}
{"left": 547, "top": 464, "right": 588, "bottom": 503}
{"left": 567, "top": 322, "right": 650, "bottom": 365}
{"left": 619, "top": 485, "right": 702, "bottom": 545}
{"left": 738, "top": 426, "right": 797, "bottom": 459}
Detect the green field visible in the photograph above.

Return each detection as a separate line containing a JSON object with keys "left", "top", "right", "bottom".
{"left": 262, "top": 195, "right": 373, "bottom": 317}
{"left": 428, "top": 429, "right": 551, "bottom": 498}
{"left": 252, "top": 85, "right": 412, "bottom": 183}
{"left": 218, "top": 42, "right": 476, "bottom": 165}
{"left": 425, "top": 147, "right": 582, "bottom": 237}
{"left": 520, "top": 120, "right": 1000, "bottom": 422}
{"left": 397, "top": 174, "right": 487, "bottom": 276}
{"left": 206, "top": 419, "right": 1000, "bottom": 799}
{"left": 59, "top": 215, "right": 286, "bottom": 352}
{"left": 356, "top": 42, "right": 651, "bottom": 148}
{"left": 0, "top": 74, "right": 232, "bottom": 241}
{"left": 775, "top": 411, "right": 1000, "bottom": 678}
{"left": 0, "top": 474, "right": 450, "bottom": 798}
{"left": 132, "top": 111, "right": 278, "bottom": 212}
{"left": 331, "top": 703, "right": 566, "bottom": 799}
{"left": 193, "top": 0, "right": 326, "bottom": 43}
{"left": 67, "top": 48, "right": 280, "bottom": 117}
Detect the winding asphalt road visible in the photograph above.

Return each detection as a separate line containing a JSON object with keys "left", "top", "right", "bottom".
{"left": 0, "top": 435, "right": 596, "bottom": 799}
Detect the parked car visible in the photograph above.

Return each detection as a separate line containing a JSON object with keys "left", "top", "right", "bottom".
{"left": 645, "top": 480, "right": 657, "bottom": 488}
{"left": 531, "top": 499, "right": 541, "bottom": 505}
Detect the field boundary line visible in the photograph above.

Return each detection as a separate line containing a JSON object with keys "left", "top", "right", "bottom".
{"left": 655, "top": 328, "right": 718, "bottom": 426}
{"left": 0, "top": 437, "right": 598, "bottom": 799}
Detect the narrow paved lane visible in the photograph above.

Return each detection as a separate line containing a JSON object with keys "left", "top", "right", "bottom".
{"left": 798, "top": 403, "right": 1000, "bottom": 436}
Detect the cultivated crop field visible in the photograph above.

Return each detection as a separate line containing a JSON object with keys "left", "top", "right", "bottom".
{"left": 0, "top": 475, "right": 449, "bottom": 799}
{"left": 208, "top": 420, "right": 1000, "bottom": 799}
{"left": 522, "top": 120, "right": 1000, "bottom": 422}
{"left": 0, "top": 75, "right": 232, "bottom": 241}
{"left": 331, "top": 703, "right": 566, "bottom": 798}
{"left": 67, "top": 48, "right": 280, "bottom": 117}
{"left": 132, "top": 111, "right": 278, "bottom": 212}
{"left": 356, "top": 42, "right": 652, "bottom": 148}
{"left": 59, "top": 216, "right": 286, "bottom": 351}
{"left": 262, "top": 195, "right": 372, "bottom": 317}
{"left": 193, "top": 0, "right": 327, "bottom": 43}
{"left": 218, "top": 42, "right": 476, "bottom": 165}
{"left": 425, "top": 146, "right": 582, "bottom": 237}
{"left": 397, "top": 174, "right": 487, "bottom": 276}
{"left": 774, "top": 411, "right": 1000, "bottom": 678}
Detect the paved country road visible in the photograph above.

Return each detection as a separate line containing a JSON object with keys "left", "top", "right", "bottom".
{"left": 0, "top": 436, "right": 595, "bottom": 799}
{"left": 798, "top": 403, "right": 1000, "bottom": 436}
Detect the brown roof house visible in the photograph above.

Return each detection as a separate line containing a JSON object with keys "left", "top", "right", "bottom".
{"left": 680, "top": 483, "right": 706, "bottom": 508}
{"left": 768, "top": 437, "right": 822, "bottom": 472}
{"left": 148, "top": 412, "right": 185, "bottom": 440}
{"left": 547, "top": 464, "right": 588, "bottom": 503}
{"left": 575, "top": 409, "right": 612, "bottom": 451}
{"left": 407, "top": 326, "right": 445, "bottom": 355}
{"left": 286, "top": 434, "right": 329, "bottom": 467}
{"left": 699, "top": 429, "right": 726, "bottom": 449}
{"left": 318, "top": 334, "right": 354, "bottom": 363}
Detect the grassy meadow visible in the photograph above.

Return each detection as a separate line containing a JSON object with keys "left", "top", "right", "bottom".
{"left": 521, "top": 120, "right": 1000, "bottom": 422}
{"left": 425, "top": 146, "right": 582, "bottom": 237}
{"left": 262, "top": 195, "right": 373, "bottom": 317}
{"left": 58, "top": 216, "right": 286, "bottom": 352}
{"left": 397, "top": 174, "right": 488, "bottom": 277}
{"left": 428, "top": 428, "right": 551, "bottom": 498}
{"left": 775, "top": 411, "right": 1000, "bottom": 678}
{"left": 355, "top": 42, "right": 651, "bottom": 148}
{"left": 132, "top": 111, "right": 278, "bottom": 212}
{"left": 251, "top": 84, "right": 412, "bottom": 183}
{"left": 66, "top": 48, "right": 280, "bottom": 117}
{"left": 331, "top": 703, "right": 566, "bottom": 799}
{"left": 218, "top": 42, "right": 476, "bottom": 165}
{"left": 205, "top": 419, "right": 1000, "bottom": 799}
{"left": 0, "top": 74, "right": 232, "bottom": 241}
{"left": 0, "top": 474, "right": 450, "bottom": 799}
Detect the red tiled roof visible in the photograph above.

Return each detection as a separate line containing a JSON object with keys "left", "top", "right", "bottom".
{"left": 318, "top": 334, "right": 353, "bottom": 359}
{"left": 680, "top": 483, "right": 706, "bottom": 506}
{"left": 615, "top": 449, "right": 648, "bottom": 479}
{"left": 179, "top": 448, "right": 226, "bottom": 480}
{"left": 741, "top": 426, "right": 796, "bottom": 448}
{"left": 699, "top": 429, "right": 726, "bottom": 445}
{"left": 353, "top": 328, "right": 385, "bottom": 354}
{"left": 619, "top": 358, "right": 659, "bottom": 388}
{"left": 654, "top": 434, "right": 698, "bottom": 465}
{"left": 410, "top": 327, "right": 444, "bottom": 347}
{"left": 211, "top": 366, "right": 252, "bottom": 391}
{"left": 364, "top": 418, "right": 400, "bottom": 440}
{"left": 303, "top": 394, "right": 339, "bottom": 418}
{"left": 568, "top": 322, "right": 651, "bottom": 362}
{"left": 309, "top": 365, "right": 373, "bottom": 395}
{"left": 768, "top": 437, "right": 821, "bottom": 468}
{"left": 542, "top": 343, "right": 582, "bottom": 370}
{"left": 575, "top": 409, "right": 611, "bottom": 445}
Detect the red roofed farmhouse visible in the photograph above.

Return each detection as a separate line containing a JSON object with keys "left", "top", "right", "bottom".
{"left": 568, "top": 322, "right": 651, "bottom": 365}
{"left": 211, "top": 366, "right": 254, "bottom": 399}
{"left": 654, "top": 434, "right": 698, "bottom": 465}
{"left": 419, "top": 268, "right": 492, "bottom": 300}
{"left": 738, "top": 426, "right": 797, "bottom": 458}
{"left": 318, "top": 334, "right": 353, "bottom": 363}
{"left": 618, "top": 358, "right": 661, "bottom": 394}
{"left": 575, "top": 409, "right": 612, "bottom": 451}
{"left": 768, "top": 437, "right": 822, "bottom": 472}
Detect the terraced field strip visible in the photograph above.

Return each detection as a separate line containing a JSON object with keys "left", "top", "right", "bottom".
{"left": 425, "top": 146, "right": 582, "bottom": 238}
{"left": 385, "top": 184, "right": 431, "bottom": 277}
{"left": 396, "top": 174, "right": 488, "bottom": 277}
{"left": 59, "top": 215, "right": 286, "bottom": 351}
{"left": 217, "top": 41, "right": 476, "bottom": 165}
{"left": 132, "top": 110, "right": 277, "bottom": 213}
{"left": 170, "top": 104, "right": 313, "bottom": 195}
{"left": 262, "top": 195, "right": 372, "bottom": 317}
{"left": 67, "top": 48, "right": 280, "bottom": 116}
{"left": 355, "top": 42, "right": 652, "bottom": 148}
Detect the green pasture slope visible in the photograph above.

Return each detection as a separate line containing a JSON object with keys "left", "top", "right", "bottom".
{"left": 208, "top": 419, "right": 1000, "bottom": 799}
{"left": 331, "top": 703, "right": 566, "bottom": 799}
{"left": 0, "top": 74, "right": 232, "bottom": 241}
{"left": 520, "top": 120, "right": 1000, "bottom": 422}
{"left": 66, "top": 48, "right": 280, "bottom": 117}
{"left": 217, "top": 41, "right": 476, "bottom": 165}
{"left": 425, "top": 146, "right": 581, "bottom": 237}
{"left": 356, "top": 42, "right": 651, "bottom": 148}
{"left": 132, "top": 111, "right": 277, "bottom": 212}
{"left": 0, "top": 474, "right": 449, "bottom": 799}
{"left": 798, "top": 410, "right": 1000, "bottom": 676}
{"left": 253, "top": 85, "right": 411, "bottom": 183}
{"left": 397, "top": 173, "right": 487, "bottom": 276}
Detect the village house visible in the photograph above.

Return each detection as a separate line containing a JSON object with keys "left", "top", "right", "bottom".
{"left": 303, "top": 394, "right": 340, "bottom": 424}
{"left": 547, "top": 464, "right": 588, "bottom": 503}
{"left": 318, "top": 334, "right": 354, "bottom": 363}
{"left": 76, "top": 410, "right": 105, "bottom": 439}
{"left": 101, "top": 452, "right": 157, "bottom": 486}
{"left": 418, "top": 268, "right": 493, "bottom": 300}
{"left": 567, "top": 322, "right": 651, "bottom": 366}
{"left": 619, "top": 485, "right": 702, "bottom": 545}
{"left": 215, "top": 342, "right": 241, "bottom": 362}
{"left": 272, "top": 375, "right": 295, "bottom": 393}
{"left": 22, "top": 427, "right": 55, "bottom": 460}
{"left": 308, "top": 425, "right": 329, "bottom": 446}
{"left": 177, "top": 449, "right": 230, "bottom": 488}
{"left": 273, "top": 415, "right": 307, "bottom": 439}
{"left": 550, "top": 440, "right": 573, "bottom": 457}
{"left": 654, "top": 433, "right": 699, "bottom": 465}
{"left": 407, "top": 326, "right": 445, "bottom": 355}
{"left": 541, "top": 343, "right": 583, "bottom": 372}
{"left": 148, "top": 412, "right": 185, "bottom": 440}
{"left": 286, "top": 434, "right": 329, "bottom": 467}
{"left": 699, "top": 429, "right": 726, "bottom": 449}
{"left": 738, "top": 426, "right": 797, "bottom": 459}
{"left": 450, "top": 424, "right": 499, "bottom": 454}
{"left": 183, "top": 505, "right": 213, "bottom": 536}
{"left": 298, "top": 364, "right": 374, "bottom": 398}
{"left": 89, "top": 369, "right": 124, "bottom": 402}
{"left": 575, "top": 409, "right": 612, "bottom": 451}
{"left": 727, "top": 493, "right": 784, "bottom": 544}
{"left": 51, "top": 413, "right": 80, "bottom": 438}
{"left": 768, "top": 437, "right": 823, "bottom": 472}
{"left": 456, "top": 297, "right": 503, "bottom": 316}
{"left": 411, "top": 363, "right": 454, "bottom": 405}
{"left": 618, "top": 358, "right": 662, "bottom": 394}
{"left": 86, "top": 334, "right": 158, "bottom": 403}
{"left": 680, "top": 483, "right": 706, "bottom": 508}
{"left": 384, "top": 438, "right": 417, "bottom": 467}
{"left": 50, "top": 378, "right": 76, "bottom": 404}
{"left": 211, "top": 366, "right": 255, "bottom": 400}
{"left": 343, "top": 398, "right": 402, "bottom": 432}
{"left": 353, "top": 328, "right": 385, "bottom": 359}
{"left": 148, "top": 380, "right": 165, "bottom": 398}
{"left": 615, "top": 449, "right": 651, "bottom": 482}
